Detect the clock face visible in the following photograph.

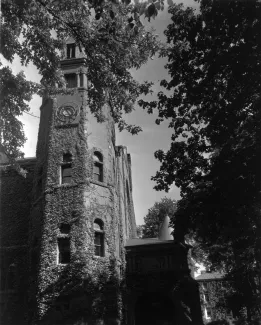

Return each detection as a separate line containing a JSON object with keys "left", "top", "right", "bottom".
{"left": 57, "top": 103, "right": 78, "bottom": 124}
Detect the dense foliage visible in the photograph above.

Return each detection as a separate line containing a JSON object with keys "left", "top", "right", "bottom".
{"left": 139, "top": 0, "right": 261, "bottom": 321}
{"left": 0, "top": 67, "right": 38, "bottom": 172}
{"left": 0, "top": 0, "right": 166, "bottom": 162}
{"left": 138, "top": 197, "right": 177, "bottom": 238}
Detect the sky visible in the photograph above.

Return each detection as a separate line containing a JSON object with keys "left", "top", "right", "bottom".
{"left": 10, "top": 0, "right": 199, "bottom": 225}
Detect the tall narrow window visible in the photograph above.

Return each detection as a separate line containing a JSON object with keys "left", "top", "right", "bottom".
{"left": 61, "top": 153, "right": 72, "bottom": 184}
{"left": 202, "top": 283, "right": 208, "bottom": 291}
{"left": 206, "top": 307, "right": 212, "bottom": 318}
{"left": 67, "top": 43, "right": 76, "bottom": 59}
{"left": 79, "top": 73, "right": 84, "bottom": 87}
{"left": 94, "top": 219, "right": 104, "bottom": 257}
{"left": 65, "top": 74, "right": 77, "bottom": 88}
{"left": 204, "top": 292, "right": 210, "bottom": 303}
{"left": 126, "top": 180, "right": 130, "bottom": 204}
{"left": 58, "top": 238, "right": 70, "bottom": 264}
{"left": 93, "top": 152, "right": 103, "bottom": 182}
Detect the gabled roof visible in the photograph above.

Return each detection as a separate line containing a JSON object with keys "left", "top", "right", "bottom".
{"left": 196, "top": 271, "right": 224, "bottom": 281}
{"left": 125, "top": 238, "right": 174, "bottom": 247}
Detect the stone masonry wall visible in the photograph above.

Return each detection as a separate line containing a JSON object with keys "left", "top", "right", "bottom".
{"left": 29, "top": 87, "right": 136, "bottom": 325}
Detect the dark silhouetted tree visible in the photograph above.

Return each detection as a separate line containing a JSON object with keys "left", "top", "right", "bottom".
{"left": 139, "top": 0, "right": 261, "bottom": 321}
{"left": 1, "top": 0, "right": 166, "bottom": 164}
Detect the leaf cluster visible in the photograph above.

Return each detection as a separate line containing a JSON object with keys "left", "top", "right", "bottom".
{"left": 1, "top": 0, "right": 164, "bottom": 161}
{"left": 139, "top": 0, "right": 261, "bottom": 317}
{"left": 139, "top": 197, "right": 177, "bottom": 238}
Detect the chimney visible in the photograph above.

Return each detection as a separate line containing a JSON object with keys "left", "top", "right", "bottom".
{"left": 158, "top": 215, "right": 174, "bottom": 240}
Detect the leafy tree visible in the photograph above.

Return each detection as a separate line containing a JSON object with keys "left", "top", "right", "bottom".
{"left": 0, "top": 67, "right": 39, "bottom": 174}
{"left": 139, "top": 197, "right": 177, "bottom": 238}
{"left": 0, "top": 0, "right": 167, "bottom": 163}
{"left": 139, "top": 0, "right": 261, "bottom": 321}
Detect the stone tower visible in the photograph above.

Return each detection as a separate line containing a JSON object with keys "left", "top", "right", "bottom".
{"left": 28, "top": 38, "right": 136, "bottom": 324}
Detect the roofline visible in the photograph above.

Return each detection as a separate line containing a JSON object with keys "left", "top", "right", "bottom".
{"left": 125, "top": 240, "right": 190, "bottom": 250}
{"left": 196, "top": 277, "right": 225, "bottom": 282}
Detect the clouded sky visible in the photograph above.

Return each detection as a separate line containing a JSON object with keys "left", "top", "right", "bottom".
{"left": 11, "top": 0, "right": 199, "bottom": 225}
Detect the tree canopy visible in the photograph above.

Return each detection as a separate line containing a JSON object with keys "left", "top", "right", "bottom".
{"left": 138, "top": 197, "right": 177, "bottom": 238}
{"left": 0, "top": 0, "right": 168, "bottom": 162}
{"left": 139, "top": 0, "right": 261, "bottom": 320}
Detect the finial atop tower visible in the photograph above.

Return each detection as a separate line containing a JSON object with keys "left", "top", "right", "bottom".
{"left": 158, "top": 215, "right": 174, "bottom": 240}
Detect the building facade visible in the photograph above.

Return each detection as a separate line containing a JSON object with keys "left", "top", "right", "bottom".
{"left": 196, "top": 272, "right": 235, "bottom": 324}
{"left": 0, "top": 40, "right": 203, "bottom": 325}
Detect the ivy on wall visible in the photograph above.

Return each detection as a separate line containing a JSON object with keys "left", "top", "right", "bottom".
{"left": 199, "top": 280, "right": 231, "bottom": 324}
{"left": 27, "top": 95, "right": 132, "bottom": 325}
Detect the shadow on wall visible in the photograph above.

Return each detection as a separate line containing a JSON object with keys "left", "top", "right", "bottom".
{"left": 30, "top": 259, "right": 123, "bottom": 325}
{"left": 135, "top": 293, "right": 174, "bottom": 325}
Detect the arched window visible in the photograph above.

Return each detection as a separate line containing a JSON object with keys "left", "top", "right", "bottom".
{"left": 58, "top": 238, "right": 70, "bottom": 264}
{"left": 93, "top": 152, "right": 103, "bottom": 182}
{"left": 94, "top": 219, "right": 104, "bottom": 257}
{"left": 61, "top": 153, "right": 72, "bottom": 184}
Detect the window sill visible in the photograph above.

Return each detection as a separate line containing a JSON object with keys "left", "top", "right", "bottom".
{"left": 56, "top": 263, "right": 69, "bottom": 268}
{"left": 93, "top": 255, "right": 106, "bottom": 260}
{"left": 53, "top": 183, "right": 79, "bottom": 189}
{"left": 45, "top": 181, "right": 114, "bottom": 193}
{"left": 90, "top": 180, "right": 112, "bottom": 189}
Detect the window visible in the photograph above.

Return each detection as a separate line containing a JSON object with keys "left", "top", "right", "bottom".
{"left": 60, "top": 223, "right": 71, "bottom": 234}
{"left": 65, "top": 74, "right": 77, "bottom": 88}
{"left": 61, "top": 153, "right": 72, "bottom": 184}
{"left": 206, "top": 307, "right": 212, "bottom": 318}
{"left": 67, "top": 43, "right": 76, "bottom": 59}
{"left": 79, "top": 73, "right": 84, "bottom": 87}
{"left": 94, "top": 219, "right": 104, "bottom": 257}
{"left": 126, "top": 180, "right": 130, "bottom": 204}
{"left": 202, "top": 282, "right": 208, "bottom": 291}
{"left": 61, "top": 165, "right": 72, "bottom": 184}
{"left": 204, "top": 292, "right": 210, "bottom": 303}
{"left": 93, "top": 152, "right": 103, "bottom": 182}
{"left": 58, "top": 238, "right": 70, "bottom": 264}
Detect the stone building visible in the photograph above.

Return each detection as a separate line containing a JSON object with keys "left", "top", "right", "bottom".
{"left": 196, "top": 271, "right": 234, "bottom": 324}
{"left": 0, "top": 39, "right": 203, "bottom": 325}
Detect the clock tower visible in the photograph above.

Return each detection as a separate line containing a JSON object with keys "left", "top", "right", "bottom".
{"left": 28, "top": 38, "right": 136, "bottom": 324}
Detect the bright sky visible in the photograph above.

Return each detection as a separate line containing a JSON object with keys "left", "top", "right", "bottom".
{"left": 11, "top": 0, "right": 198, "bottom": 225}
